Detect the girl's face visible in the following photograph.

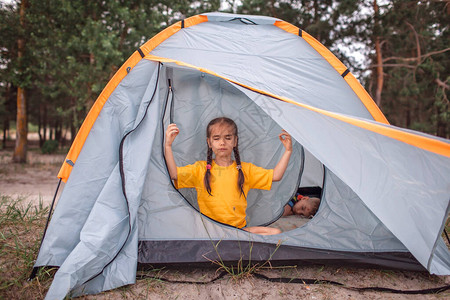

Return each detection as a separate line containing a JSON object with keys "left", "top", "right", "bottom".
{"left": 207, "top": 123, "right": 237, "bottom": 159}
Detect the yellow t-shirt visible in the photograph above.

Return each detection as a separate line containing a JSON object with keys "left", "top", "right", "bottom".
{"left": 176, "top": 161, "right": 273, "bottom": 228}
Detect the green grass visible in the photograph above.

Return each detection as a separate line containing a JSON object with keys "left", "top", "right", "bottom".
{"left": 200, "top": 216, "right": 290, "bottom": 282}
{"left": 203, "top": 239, "right": 287, "bottom": 281}
{"left": 0, "top": 195, "right": 53, "bottom": 299}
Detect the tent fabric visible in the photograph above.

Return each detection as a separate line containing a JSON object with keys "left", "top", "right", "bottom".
{"left": 34, "top": 12, "right": 450, "bottom": 299}
{"left": 273, "top": 19, "right": 387, "bottom": 123}
{"left": 138, "top": 240, "right": 425, "bottom": 271}
{"left": 38, "top": 60, "right": 162, "bottom": 298}
{"left": 150, "top": 20, "right": 375, "bottom": 119}
{"left": 57, "top": 12, "right": 390, "bottom": 182}
{"left": 144, "top": 55, "right": 450, "bottom": 157}
{"left": 241, "top": 85, "right": 450, "bottom": 269}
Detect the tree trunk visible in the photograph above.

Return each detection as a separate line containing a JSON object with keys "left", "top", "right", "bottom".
{"left": 13, "top": 87, "right": 27, "bottom": 163}
{"left": 313, "top": 0, "right": 320, "bottom": 41}
{"left": 43, "top": 103, "right": 47, "bottom": 145}
{"left": 12, "top": 0, "right": 28, "bottom": 163}
{"left": 373, "top": 0, "right": 383, "bottom": 107}
{"left": 70, "top": 98, "right": 77, "bottom": 144}
{"left": 436, "top": 105, "right": 446, "bottom": 138}
{"left": 2, "top": 119, "right": 9, "bottom": 149}
{"left": 55, "top": 119, "right": 62, "bottom": 142}
{"left": 70, "top": 119, "right": 76, "bottom": 144}
{"left": 405, "top": 104, "right": 411, "bottom": 128}
{"left": 38, "top": 102, "right": 43, "bottom": 147}
{"left": 435, "top": 78, "right": 449, "bottom": 138}
{"left": 3, "top": 83, "right": 11, "bottom": 149}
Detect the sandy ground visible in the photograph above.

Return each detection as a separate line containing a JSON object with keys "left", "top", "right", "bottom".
{"left": 0, "top": 150, "right": 65, "bottom": 207}
{"left": 1, "top": 148, "right": 450, "bottom": 299}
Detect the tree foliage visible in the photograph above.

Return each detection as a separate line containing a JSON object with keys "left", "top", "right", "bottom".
{"left": 371, "top": 1, "right": 449, "bottom": 137}
{"left": 0, "top": 0, "right": 448, "bottom": 154}
{"left": 0, "top": 2, "right": 18, "bottom": 148}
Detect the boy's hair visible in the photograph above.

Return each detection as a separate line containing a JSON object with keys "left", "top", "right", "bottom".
{"left": 204, "top": 117, "right": 245, "bottom": 196}
{"left": 308, "top": 197, "right": 321, "bottom": 217}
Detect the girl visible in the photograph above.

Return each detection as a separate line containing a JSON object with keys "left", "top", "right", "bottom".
{"left": 165, "top": 117, "right": 292, "bottom": 235}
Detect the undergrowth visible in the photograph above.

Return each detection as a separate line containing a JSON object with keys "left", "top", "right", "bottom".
{"left": 201, "top": 216, "right": 291, "bottom": 282}
{"left": 0, "top": 195, "right": 53, "bottom": 300}
{"left": 202, "top": 238, "right": 291, "bottom": 282}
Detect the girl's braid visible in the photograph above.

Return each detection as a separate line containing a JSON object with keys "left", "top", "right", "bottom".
{"left": 233, "top": 140, "right": 245, "bottom": 196}
{"left": 204, "top": 146, "right": 213, "bottom": 196}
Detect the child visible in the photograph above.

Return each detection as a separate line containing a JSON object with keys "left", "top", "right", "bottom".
{"left": 165, "top": 117, "right": 292, "bottom": 235}
{"left": 282, "top": 195, "right": 320, "bottom": 218}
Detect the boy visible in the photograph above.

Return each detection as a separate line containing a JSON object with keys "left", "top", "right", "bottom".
{"left": 283, "top": 195, "right": 320, "bottom": 218}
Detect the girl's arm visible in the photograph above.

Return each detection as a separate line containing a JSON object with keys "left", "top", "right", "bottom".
{"left": 165, "top": 123, "right": 179, "bottom": 180}
{"left": 273, "top": 130, "right": 292, "bottom": 182}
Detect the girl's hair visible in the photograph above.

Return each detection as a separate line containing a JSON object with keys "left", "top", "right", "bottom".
{"left": 203, "top": 117, "right": 245, "bottom": 196}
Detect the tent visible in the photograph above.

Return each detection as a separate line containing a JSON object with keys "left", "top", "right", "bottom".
{"left": 33, "top": 12, "right": 450, "bottom": 299}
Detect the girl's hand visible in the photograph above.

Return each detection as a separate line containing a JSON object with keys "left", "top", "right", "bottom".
{"left": 166, "top": 123, "right": 179, "bottom": 147}
{"left": 279, "top": 130, "right": 292, "bottom": 152}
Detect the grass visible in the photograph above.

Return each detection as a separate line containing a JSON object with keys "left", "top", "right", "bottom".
{"left": 203, "top": 238, "right": 291, "bottom": 282}
{"left": 199, "top": 215, "right": 292, "bottom": 282}
{"left": 443, "top": 216, "right": 450, "bottom": 250}
{"left": 0, "top": 195, "right": 53, "bottom": 300}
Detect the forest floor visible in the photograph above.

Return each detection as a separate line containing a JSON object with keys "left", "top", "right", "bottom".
{"left": 1, "top": 142, "right": 450, "bottom": 299}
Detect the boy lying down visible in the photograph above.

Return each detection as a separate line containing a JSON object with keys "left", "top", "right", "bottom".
{"left": 268, "top": 195, "right": 321, "bottom": 232}
{"left": 282, "top": 195, "right": 320, "bottom": 218}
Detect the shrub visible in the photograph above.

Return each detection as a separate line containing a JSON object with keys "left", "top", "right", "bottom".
{"left": 41, "top": 140, "right": 59, "bottom": 154}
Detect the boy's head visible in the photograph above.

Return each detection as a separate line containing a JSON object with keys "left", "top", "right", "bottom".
{"left": 292, "top": 196, "right": 320, "bottom": 218}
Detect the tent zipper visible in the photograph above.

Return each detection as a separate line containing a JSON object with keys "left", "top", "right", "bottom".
{"left": 168, "top": 79, "right": 175, "bottom": 123}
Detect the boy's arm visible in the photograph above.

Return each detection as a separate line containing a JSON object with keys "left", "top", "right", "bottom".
{"left": 165, "top": 124, "right": 179, "bottom": 180}
{"left": 273, "top": 130, "right": 292, "bottom": 182}
{"left": 282, "top": 204, "right": 293, "bottom": 216}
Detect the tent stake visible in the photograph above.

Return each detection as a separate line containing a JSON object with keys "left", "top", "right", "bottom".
{"left": 28, "top": 178, "right": 62, "bottom": 281}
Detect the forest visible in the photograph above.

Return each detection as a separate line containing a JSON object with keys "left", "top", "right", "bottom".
{"left": 0, "top": 0, "right": 449, "bottom": 162}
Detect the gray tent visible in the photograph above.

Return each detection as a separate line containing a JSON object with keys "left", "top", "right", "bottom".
{"left": 33, "top": 13, "right": 450, "bottom": 299}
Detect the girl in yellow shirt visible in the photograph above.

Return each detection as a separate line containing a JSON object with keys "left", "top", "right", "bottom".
{"left": 165, "top": 117, "right": 292, "bottom": 235}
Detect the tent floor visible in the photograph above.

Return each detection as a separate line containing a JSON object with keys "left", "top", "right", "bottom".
{"left": 268, "top": 215, "right": 310, "bottom": 232}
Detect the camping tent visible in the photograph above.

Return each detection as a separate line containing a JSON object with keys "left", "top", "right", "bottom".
{"left": 33, "top": 12, "right": 450, "bottom": 299}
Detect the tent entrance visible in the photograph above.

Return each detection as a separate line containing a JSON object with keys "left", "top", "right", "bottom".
{"left": 151, "top": 65, "right": 304, "bottom": 227}
{"left": 138, "top": 64, "right": 415, "bottom": 250}
{"left": 136, "top": 64, "right": 422, "bottom": 269}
